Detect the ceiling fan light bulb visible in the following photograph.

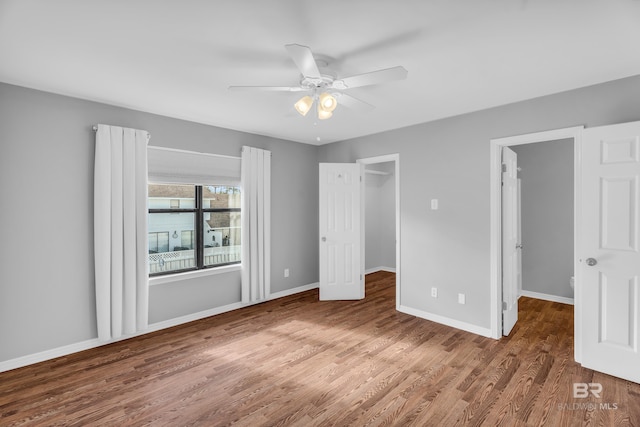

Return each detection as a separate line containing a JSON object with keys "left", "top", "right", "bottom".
{"left": 294, "top": 95, "right": 313, "bottom": 116}
{"left": 317, "top": 109, "right": 332, "bottom": 120}
{"left": 319, "top": 92, "right": 337, "bottom": 112}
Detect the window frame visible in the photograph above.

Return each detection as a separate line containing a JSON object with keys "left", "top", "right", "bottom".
{"left": 148, "top": 185, "right": 241, "bottom": 277}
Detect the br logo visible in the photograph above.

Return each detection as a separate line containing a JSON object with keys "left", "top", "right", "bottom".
{"left": 573, "top": 383, "right": 602, "bottom": 398}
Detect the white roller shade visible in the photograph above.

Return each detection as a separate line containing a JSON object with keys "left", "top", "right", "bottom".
{"left": 147, "top": 146, "right": 241, "bottom": 185}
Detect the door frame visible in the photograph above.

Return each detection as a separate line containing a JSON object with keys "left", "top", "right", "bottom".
{"left": 489, "top": 126, "right": 583, "bottom": 362}
{"left": 357, "top": 154, "right": 401, "bottom": 310}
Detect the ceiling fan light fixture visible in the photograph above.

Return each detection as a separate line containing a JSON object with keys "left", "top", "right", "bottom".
{"left": 294, "top": 95, "right": 314, "bottom": 116}
{"left": 318, "top": 92, "right": 337, "bottom": 112}
{"left": 229, "top": 43, "right": 407, "bottom": 125}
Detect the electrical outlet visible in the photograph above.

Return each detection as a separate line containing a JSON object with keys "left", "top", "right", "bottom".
{"left": 458, "top": 293, "right": 466, "bottom": 304}
{"left": 431, "top": 287, "right": 438, "bottom": 298}
{"left": 284, "top": 268, "right": 290, "bottom": 278}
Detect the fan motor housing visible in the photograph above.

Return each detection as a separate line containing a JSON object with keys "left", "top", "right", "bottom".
{"left": 300, "top": 72, "right": 337, "bottom": 90}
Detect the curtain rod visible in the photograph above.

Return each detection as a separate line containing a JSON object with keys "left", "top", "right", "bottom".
{"left": 148, "top": 145, "right": 241, "bottom": 161}
{"left": 93, "top": 125, "right": 151, "bottom": 140}
{"left": 241, "top": 146, "right": 272, "bottom": 156}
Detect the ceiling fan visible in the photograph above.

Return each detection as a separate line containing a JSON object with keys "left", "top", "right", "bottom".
{"left": 228, "top": 44, "right": 408, "bottom": 120}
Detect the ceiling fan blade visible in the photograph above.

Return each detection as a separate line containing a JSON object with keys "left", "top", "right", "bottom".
{"left": 337, "top": 93, "right": 375, "bottom": 112}
{"left": 228, "top": 85, "right": 306, "bottom": 92}
{"left": 336, "top": 66, "right": 408, "bottom": 89}
{"left": 285, "top": 43, "right": 321, "bottom": 78}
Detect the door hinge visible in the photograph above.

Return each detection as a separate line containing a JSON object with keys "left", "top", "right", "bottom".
{"left": 501, "top": 163, "right": 507, "bottom": 173}
{"left": 502, "top": 301, "right": 507, "bottom": 310}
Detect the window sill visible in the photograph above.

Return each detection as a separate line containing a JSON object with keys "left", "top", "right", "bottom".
{"left": 149, "top": 264, "right": 242, "bottom": 286}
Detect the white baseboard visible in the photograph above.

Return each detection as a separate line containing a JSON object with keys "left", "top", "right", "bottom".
{"left": 151, "top": 282, "right": 319, "bottom": 333}
{"left": 520, "top": 290, "right": 574, "bottom": 305}
{"left": 269, "top": 282, "right": 319, "bottom": 299}
{"left": 146, "top": 301, "right": 245, "bottom": 334}
{"left": 397, "top": 304, "right": 493, "bottom": 338}
{"left": 0, "top": 282, "right": 320, "bottom": 374}
{"left": 365, "top": 266, "right": 396, "bottom": 275}
{"left": 0, "top": 339, "right": 102, "bottom": 374}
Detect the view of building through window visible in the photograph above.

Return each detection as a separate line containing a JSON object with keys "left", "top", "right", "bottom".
{"left": 148, "top": 184, "right": 241, "bottom": 275}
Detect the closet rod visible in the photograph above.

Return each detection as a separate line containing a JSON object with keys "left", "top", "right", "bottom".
{"left": 365, "top": 169, "right": 391, "bottom": 176}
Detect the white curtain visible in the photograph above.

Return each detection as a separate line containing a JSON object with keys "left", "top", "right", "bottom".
{"left": 94, "top": 124, "right": 149, "bottom": 341}
{"left": 241, "top": 146, "right": 271, "bottom": 303}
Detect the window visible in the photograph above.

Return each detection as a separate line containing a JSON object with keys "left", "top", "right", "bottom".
{"left": 148, "top": 184, "right": 241, "bottom": 276}
{"left": 181, "top": 230, "right": 194, "bottom": 249}
{"left": 202, "top": 185, "right": 241, "bottom": 267}
{"left": 148, "top": 232, "right": 169, "bottom": 253}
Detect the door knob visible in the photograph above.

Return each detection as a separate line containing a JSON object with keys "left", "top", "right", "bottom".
{"left": 321, "top": 237, "right": 326, "bottom": 242}
{"left": 586, "top": 258, "right": 597, "bottom": 266}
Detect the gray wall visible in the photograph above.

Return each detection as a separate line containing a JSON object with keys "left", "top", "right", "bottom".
{"left": 512, "top": 140, "right": 574, "bottom": 300}
{"left": 319, "top": 74, "right": 640, "bottom": 330}
{"left": 365, "top": 162, "right": 396, "bottom": 271}
{"left": 0, "top": 82, "right": 319, "bottom": 362}
{"left": 2, "top": 74, "right": 640, "bottom": 363}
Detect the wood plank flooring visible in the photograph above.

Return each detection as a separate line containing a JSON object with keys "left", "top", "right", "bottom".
{"left": 1, "top": 271, "right": 639, "bottom": 426}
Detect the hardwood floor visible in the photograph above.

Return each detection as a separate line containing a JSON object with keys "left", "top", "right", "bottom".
{"left": 1, "top": 271, "right": 639, "bottom": 426}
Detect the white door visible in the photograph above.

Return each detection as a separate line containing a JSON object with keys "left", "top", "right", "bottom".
{"left": 319, "top": 163, "right": 364, "bottom": 300}
{"left": 580, "top": 121, "right": 640, "bottom": 383}
{"left": 502, "top": 147, "right": 519, "bottom": 335}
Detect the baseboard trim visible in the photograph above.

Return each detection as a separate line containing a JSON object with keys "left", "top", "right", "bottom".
{"left": 0, "top": 282, "right": 320, "bottom": 374}
{"left": 520, "top": 290, "right": 574, "bottom": 305}
{"left": 146, "top": 302, "right": 245, "bottom": 334}
{"left": 0, "top": 339, "right": 102, "bottom": 374}
{"left": 397, "top": 304, "right": 493, "bottom": 338}
{"left": 269, "top": 282, "right": 319, "bottom": 300}
{"left": 365, "top": 266, "right": 396, "bottom": 275}
{"left": 151, "top": 282, "right": 320, "bottom": 333}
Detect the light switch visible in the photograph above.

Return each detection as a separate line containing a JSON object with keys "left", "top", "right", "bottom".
{"left": 431, "top": 199, "right": 438, "bottom": 210}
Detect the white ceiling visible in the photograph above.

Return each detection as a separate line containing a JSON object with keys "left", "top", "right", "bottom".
{"left": 1, "top": 0, "right": 639, "bottom": 145}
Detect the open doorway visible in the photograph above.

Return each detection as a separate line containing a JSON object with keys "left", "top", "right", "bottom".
{"left": 357, "top": 154, "right": 401, "bottom": 309}
{"left": 501, "top": 139, "right": 575, "bottom": 336}
{"left": 489, "top": 126, "right": 583, "bottom": 360}
{"left": 492, "top": 122, "right": 640, "bottom": 383}
{"left": 511, "top": 140, "right": 575, "bottom": 304}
